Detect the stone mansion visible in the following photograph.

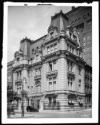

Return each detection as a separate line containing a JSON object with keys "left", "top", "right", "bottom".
{"left": 7, "top": 7, "right": 92, "bottom": 112}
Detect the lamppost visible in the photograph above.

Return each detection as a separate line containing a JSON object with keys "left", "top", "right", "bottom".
{"left": 21, "top": 77, "right": 26, "bottom": 117}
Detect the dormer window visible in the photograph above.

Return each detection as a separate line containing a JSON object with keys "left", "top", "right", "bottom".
{"left": 50, "top": 31, "right": 54, "bottom": 39}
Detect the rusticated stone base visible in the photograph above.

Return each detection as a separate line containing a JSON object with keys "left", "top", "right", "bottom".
{"left": 39, "top": 93, "right": 88, "bottom": 112}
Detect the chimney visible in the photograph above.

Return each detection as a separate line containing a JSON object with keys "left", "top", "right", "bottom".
{"left": 72, "top": 6, "right": 75, "bottom": 10}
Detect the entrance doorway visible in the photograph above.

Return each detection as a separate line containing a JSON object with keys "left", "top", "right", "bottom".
{"left": 47, "top": 95, "right": 57, "bottom": 110}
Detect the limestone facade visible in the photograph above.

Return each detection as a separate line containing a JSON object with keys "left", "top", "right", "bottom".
{"left": 7, "top": 7, "right": 92, "bottom": 111}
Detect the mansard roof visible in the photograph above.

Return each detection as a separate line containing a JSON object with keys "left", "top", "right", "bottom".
{"left": 31, "top": 35, "right": 47, "bottom": 44}
{"left": 50, "top": 10, "right": 69, "bottom": 32}
{"left": 52, "top": 10, "right": 68, "bottom": 20}
{"left": 30, "top": 35, "right": 47, "bottom": 50}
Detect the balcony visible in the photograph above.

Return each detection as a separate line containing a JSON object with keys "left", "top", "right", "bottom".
{"left": 34, "top": 75, "right": 41, "bottom": 80}
{"left": 15, "top": 79, "right": 22, "bottom": 86}
{"left": 67, "top": 71, "right": 75, "bottom": 79}
{"left": 46, "top": 70, "right": 58, "bottom": 79}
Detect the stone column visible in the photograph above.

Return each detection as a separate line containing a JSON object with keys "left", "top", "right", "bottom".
{"left": 39, "top": 95, "right": 45, "bottom": 112}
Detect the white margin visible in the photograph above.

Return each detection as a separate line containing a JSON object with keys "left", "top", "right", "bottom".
{"left": 2, "top": 1, "right": 99, "bottom": 124}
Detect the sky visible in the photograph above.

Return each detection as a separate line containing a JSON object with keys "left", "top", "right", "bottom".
{"left": 8, "top": 5, "right": 72, "bottom": 62}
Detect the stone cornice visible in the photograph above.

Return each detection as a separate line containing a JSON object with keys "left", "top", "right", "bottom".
{"left": 29, "top": 61, "right": 42, "bottom": 68}
{"left": 12, "top": 64, "right": 29, "bottom": 72}
{"left": 42, "top": 50, "right": 60, "bottom": 63}
{"left": 42, "top": 50, "right": 85, "bottom": 66}
{"left": 28, "top": 90, "right": 86, "bottom": 97}
{"left": 12, "top": 50, "right": 86, "bottom": 71}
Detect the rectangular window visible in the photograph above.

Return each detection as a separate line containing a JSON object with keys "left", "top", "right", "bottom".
{"left": 49, "top": 62, "right": 52, "bottom": 71}
{"left": 72, "top": 47, "right": 74, "bottom": 54}
{"left": 68, "top": 61, "right": 73, "bottom": 72}
{"left": 53, "top": 81, "right": 56, "bottom": 84}
{"left": 36, "top": 55, "right": 39, "bottom": 60}
{"left": 49, "top": 81, "right": 52, "bottom": 91}
{"left": 47, "top": 43, "right": 57, "bottom": 54}
{"left": 77, "top": 50, "right": 79, "bottom": 55}
{"left": 76, "top": 23, "right": 84, "bottom": 32}
{"left": 49, "top": 82, "right": 52, "bottom": 85}
{"left": 48, "top": 77, "right": 56, "bottom": 91}
{"left": 49, "top": 78, "right": 52, "bottom": 81}
{"left": 32, "top": 49, "right": 34, "bottom": 54}
{"left": 68, "top": 77, "right": 73, "bottom": 90}
{"left": 67, "top": 44, "right": 69, "bottom": 51}
{"left": 35, "top": 68, "right": 41, "bottom": 76}
{"left": 51, "top": 45, "right": 54, "bottom": 52}
{"left": 79, "top": 66, "right": 81, "bottom": 75}
{"left": 47, "top": 46, "right": 50, "bottom": 53}
{"left": 79, "top": 51, "right": 81, "bottom": 57}
{"left": 49, "top": 60, "right": 57, "bottom": 71}
{"left": 70, "top": 45, "right": 71, "bottom": 52}
{"left": 54, "top": 43, "right": 57, "bottom": 51}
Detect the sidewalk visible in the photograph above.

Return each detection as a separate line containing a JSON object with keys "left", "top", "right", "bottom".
{"left": 8, "top": 108, "right": 92, "bottom": 118}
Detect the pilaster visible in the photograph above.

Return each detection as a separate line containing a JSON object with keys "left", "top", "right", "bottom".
{"left": 57, "top": 54, "right": 67, "bottom": 90}
{"left": 13, "top": 72, "right": 17, "bottom": 92}
{"left": 59, "top": 36, "right": 67, "bottom": 51}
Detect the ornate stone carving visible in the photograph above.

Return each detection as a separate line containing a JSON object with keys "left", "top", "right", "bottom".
{"left": 72, "top": 27, "right": 80, "bottom": 47}
{"left": 66, "top": 26, "right": 80, "bottom": 47}
{"left": 46, "top": 25, "right": 59, "bottom": 41}
{"left": 66, "top": 25, "right": 73, "bottom": 39}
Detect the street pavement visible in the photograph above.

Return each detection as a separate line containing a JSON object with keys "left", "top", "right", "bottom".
{"left": 9, "top": 108, "right": 92, "bottom": 118}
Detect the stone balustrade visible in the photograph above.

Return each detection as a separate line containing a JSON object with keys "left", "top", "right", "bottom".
{"left": 13, "top": 59, "right": 28, "bottom": 67}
